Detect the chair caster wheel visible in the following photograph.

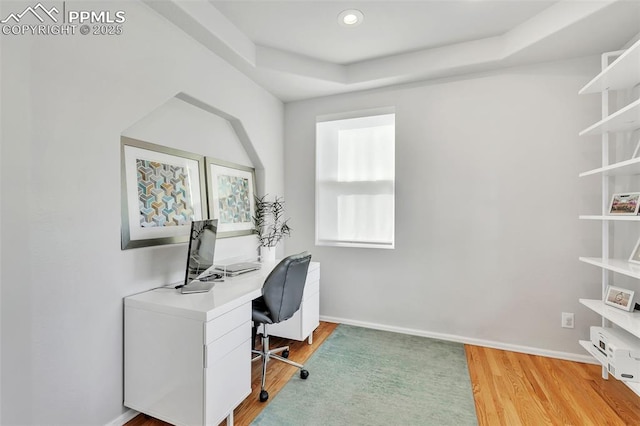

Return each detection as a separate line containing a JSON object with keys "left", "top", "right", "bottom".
{"left": 259, "top": 390, "right": 269, "bottom": 402}
{"left": 282, "top": 349, "right": 289, "bottom": 358}
{"left": 300, "top": 369, "right": 309, "bottom": 379}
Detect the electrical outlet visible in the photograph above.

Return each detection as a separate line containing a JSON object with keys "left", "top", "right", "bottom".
{"left": 562, "top": 312, "right": 574, "bottom": 329}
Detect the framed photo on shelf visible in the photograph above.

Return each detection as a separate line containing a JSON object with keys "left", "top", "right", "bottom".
{"left": 608, "top": 192, "right": 640, "bottom": 215}
{"left": 630, "top": 237, "right": 640, "bottom": 265}
{"left": 121, "top": 136, "right": 206, "bottom": 250}
{"left": 604, "top": 285, "right": 635, "bottom": 312}
{"left": 205, "top": 157, "right": 256, "bottom": 238}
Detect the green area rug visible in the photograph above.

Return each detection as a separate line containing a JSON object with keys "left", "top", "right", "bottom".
{"left": 251, "top": 324, "right": 478, "bottom": 425}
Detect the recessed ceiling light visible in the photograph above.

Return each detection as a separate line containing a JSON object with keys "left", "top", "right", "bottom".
{"left": 338, "top": 9, "right": 363, "bottom": 27}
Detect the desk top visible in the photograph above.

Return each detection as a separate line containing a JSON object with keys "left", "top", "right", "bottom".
{"left": 124, "top": 261, "right": 318, "bottom": 322}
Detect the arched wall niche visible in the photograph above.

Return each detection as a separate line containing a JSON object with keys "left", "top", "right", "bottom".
{"left": 121, "top": 91, "right": 265, "bottom": 260}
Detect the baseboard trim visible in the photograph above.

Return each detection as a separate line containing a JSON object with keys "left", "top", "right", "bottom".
{"left": 105, "top": 408, "right": 139, "bottom": 426}
{"left": 319, "top": 315, "right": 597, "bottom": 364}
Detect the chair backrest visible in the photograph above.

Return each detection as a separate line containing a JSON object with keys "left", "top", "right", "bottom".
{"left": 262, "top": 252, "right": 312, "bottom": 323}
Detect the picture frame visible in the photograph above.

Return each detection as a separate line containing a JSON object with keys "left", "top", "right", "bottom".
{"left": 121, "top": 136, "right": 206, "bottom": 250}
{"left": 608, "top": 192, "right": 640, "bottom": 215}
{"left": 630, "top": 237, "right": 640, "bottom": 265}
{"left": 604, "top": 285, "right": 636, "bottom": 312}
{"left": 205, "top": 157, "right": 257, "bottom": 238}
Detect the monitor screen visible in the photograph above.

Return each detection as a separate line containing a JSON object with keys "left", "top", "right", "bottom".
{"left": 184, "top": 219, "right": 218, "bottom": 286}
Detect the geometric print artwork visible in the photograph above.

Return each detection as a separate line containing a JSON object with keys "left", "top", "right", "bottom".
{"left": 136, "top": 159, "right": 194, "bottom": 228}
{"left": 216, "top": 174, "right": 251, "bottom": 224}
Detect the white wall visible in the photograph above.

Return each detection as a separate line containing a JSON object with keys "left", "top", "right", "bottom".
{"left": 284, "top": 56, "right": 603, "bottom": 358}
{"left": 0, "top": 1, "right": 283, "bottom": 424}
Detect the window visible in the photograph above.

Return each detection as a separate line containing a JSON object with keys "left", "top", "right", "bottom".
{"left": 316, "top": 110, "right": 395, "bottom": 249}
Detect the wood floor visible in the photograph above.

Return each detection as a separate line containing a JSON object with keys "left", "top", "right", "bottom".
{"left": 127, "top": 322, "right": 640, "bottom": 426}
{"left": 466, "top": 345, "right": 640, "bottom": 425}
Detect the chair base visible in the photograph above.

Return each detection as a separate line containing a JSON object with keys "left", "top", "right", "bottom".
{"left": 251, "top": 329, "right": 308, "bottom": 401}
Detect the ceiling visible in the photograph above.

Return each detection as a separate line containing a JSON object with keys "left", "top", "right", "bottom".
{"left": 145, "top": 0, "right": 640, "bottom": 102}
{"left": 211, "top": 1, "right": 558, "bottom": 65}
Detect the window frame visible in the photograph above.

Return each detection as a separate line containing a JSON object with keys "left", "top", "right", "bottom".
{"left": 315, "top": 107, "right": 396, "bottom": 249}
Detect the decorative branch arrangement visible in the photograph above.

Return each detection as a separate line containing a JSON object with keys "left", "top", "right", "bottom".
{"left": 253, "top": 195, "right": 291, "bottom": 247}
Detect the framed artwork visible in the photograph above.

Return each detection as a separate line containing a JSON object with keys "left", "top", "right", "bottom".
{"left": 604, "top": 285, "right": 635, "bottom": 312}
{"left": 608, "top": 193, "right": 640, "bottom": 215}
{"left": 121, "top": 136, "right": 206, "bottom": 249}
{"left": 630, "top": 237, "right": 640, "bottom": 265}
{"left": 205, "top": 157, "right": 256, "bottom": 238}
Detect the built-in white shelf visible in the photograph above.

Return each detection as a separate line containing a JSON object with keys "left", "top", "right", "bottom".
{"left": 579, "top": 98, "right": 640, "bottom": 136}
{"left": 579, "top": 39, "right": 640, "bottom": 94}
{"left": 579, "top": 257, "right": 640, "bottom": 279}
{"left": 578, "top": 40, "right": 640, "bottom": 402}
{"left": 579, "top": 339, "right": 640, "bottom": 397}
{"left": 580, "top": 299, "right": 640, "bottom": 338}
{"left": 579, "top": 157, "right": 640, "bottom": 177}
{"left": 579, "top": 340, "right": 606, "bottom": 364}
{"left": 579, "top": 215, "right": 640, "bottom": 221}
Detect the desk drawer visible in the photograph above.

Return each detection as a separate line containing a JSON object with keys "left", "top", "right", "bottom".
{"left": 305, "top": 267, "right": 320, "bottom": 286}
{"left": 303, "top": 269, "right": 320, "bottom": 298}
{"left": 205, "top": 338, "right": 251, "bottom": 425}
{"left": 204, "top": 302, "right": 250, "bottom": 345}
{"left": 207, "top": 320, "right": 250, "bottom": 364}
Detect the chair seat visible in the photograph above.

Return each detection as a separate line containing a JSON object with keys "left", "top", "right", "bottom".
{"left": 252, "top": 296, "right": 273, "bottom": 324}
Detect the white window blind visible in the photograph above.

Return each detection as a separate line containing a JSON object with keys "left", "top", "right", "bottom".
{"left": 316, "top": 111, "right": 395, "bottom": 249}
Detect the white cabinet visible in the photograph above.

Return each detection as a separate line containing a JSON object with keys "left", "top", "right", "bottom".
{"left": 124, "top": 260, "right": 321, "bottom": 424}
{"left": 578, "top": 38, "right": 640, "bottom": 397}
{"left": 125, "top": 302, "right": 252, "bottom": 426}
{"left": 259, "top": 262, "right": 320, "bottom": 343}
{"left": 124, "top": 276, "right": 263, "bottom": 426}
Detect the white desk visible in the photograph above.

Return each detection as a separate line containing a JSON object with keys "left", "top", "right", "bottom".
{"left": 124, "top": 261, "right": 319, "bottom": 426}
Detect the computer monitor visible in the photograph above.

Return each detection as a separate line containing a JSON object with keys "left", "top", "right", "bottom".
{"left": 184, "top": 219, "right": 219, "bottom": 286}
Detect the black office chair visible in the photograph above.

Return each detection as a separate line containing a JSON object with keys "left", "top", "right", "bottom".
{"left": 251, "top": 252, "right": 312, "bottom": 402}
